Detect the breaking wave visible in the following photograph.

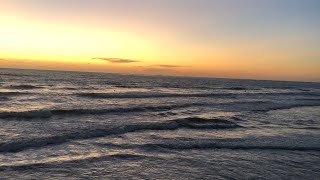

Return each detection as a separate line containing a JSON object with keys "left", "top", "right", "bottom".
{"left": 0, "top": 117, "right": 240, "bottom": 152}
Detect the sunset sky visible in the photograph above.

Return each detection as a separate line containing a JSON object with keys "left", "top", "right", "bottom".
{"left": 1, "top": 0, "right": 319, "bottom": 81}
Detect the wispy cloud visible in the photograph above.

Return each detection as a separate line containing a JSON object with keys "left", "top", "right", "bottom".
{"left": 92, "top": 58, "right": 140, "bottom": 63}
{"left": 152, "top": 64, "right": 186, "bottom": 68}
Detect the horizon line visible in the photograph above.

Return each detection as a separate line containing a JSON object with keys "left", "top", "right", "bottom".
{"left": 0, "top": 67, "right": 319, "bottom": 84}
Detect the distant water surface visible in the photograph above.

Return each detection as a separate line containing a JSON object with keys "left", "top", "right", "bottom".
{"left": 0, "top": 68, "right": 319, "bottom": 179}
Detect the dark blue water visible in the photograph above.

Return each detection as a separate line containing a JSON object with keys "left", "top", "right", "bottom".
{"left": 0, "top": 68, "right": 320, "bottom": 179}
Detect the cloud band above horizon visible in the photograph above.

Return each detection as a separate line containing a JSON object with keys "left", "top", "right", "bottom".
{"left": 92, "top": 58, "right": 140, "bottom": 63}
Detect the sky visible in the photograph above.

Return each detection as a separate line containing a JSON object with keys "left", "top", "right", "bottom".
{"left": 1, "top": 0, "right": 320, "bottom": 81}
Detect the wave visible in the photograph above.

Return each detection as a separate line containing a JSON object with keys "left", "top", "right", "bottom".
{"left": 224, "top": 87, "right": 249, "bottom": 90}
{"left": 0, "top": 73, "right": 36, "bottom": 77}
{"left": 1, "top": 100, "right": 320, "bottom": 119}
{"left": 100, "top": 142, "right": 320, "bottom": 152}
{"left": 174, "top": 117, "right": 239, "bottom": 129}
{"left": 76, "top": 91, "right": 320, "bottom": 99}
{"left": 6, "top": 85, "right": 43, "bottom": 90}
{"left": 271, "top": 92, "right": 320, "bottom": 96}
{"left": 296, "top": 98, "right": 320, "bottom": 101}
{"left": 114, "top": 85, "right": 147, "bottom": 89}
{"left": 236, "top": 91, "right": 320, "bottom": 97}
{"left": 0, "top": 103, "right": 207, "bottom": 119}
{"left": 76, "top": 92, "right": 234, "bottom": 99}
{"left": 60, "top": 87, "right": 78, "bottom": 90}
{"left": 0, "top": 117, "right": 240, "bottom": 153}
{"left": 251, "top": 103, "right": 320, "bottom": 112}
{"left": 0, "top": 153, "right": 148, "bottom": 171}
{"left": 0, "top": 100, "right": 274, "bottom": 119}
{"left": 156, "top": 144, "right": 320, "bottom": 151}
{"left": 0, "top": 110, "right": 53, "bottom": 119}
{"left": 0, "top": 91, "right": 31, "bottom": 96}
{"left": 0, "top": 96, "right": 10, "bottom": 101}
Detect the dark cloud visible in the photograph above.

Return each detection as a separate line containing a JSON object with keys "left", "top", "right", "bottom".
{"left": 92, "top": 58, "right": 140, "bottom": 63}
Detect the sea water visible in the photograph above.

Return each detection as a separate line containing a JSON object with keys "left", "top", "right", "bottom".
{"left": 0, "top": 68, "right": 319, "bottom": 179}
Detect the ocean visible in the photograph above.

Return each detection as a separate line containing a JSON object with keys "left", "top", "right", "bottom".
{"left": 0, "top": 68, "right": 319, "bottom": 179}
